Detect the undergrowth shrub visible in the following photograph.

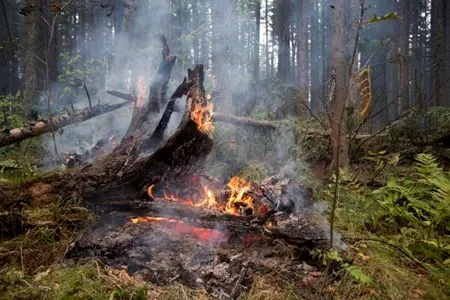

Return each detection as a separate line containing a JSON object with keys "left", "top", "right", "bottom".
{"left": 326, "top": 152, "right": 449, "bottom": 266}
{"left": 372, "top": 153, "right": 450, "bottom": 261}
{"left": 385, "top": 106, "right": 450, "bottom": 159}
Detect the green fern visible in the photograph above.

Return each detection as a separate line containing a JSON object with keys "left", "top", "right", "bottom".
{"left": 0, "top": 159, "right": 21, "bottom": 171}
{"left": 373, "top": 153, "right": 450, "bottom": 244}
{"left": 0, "top": 158, "right": 38, "bottom": 181}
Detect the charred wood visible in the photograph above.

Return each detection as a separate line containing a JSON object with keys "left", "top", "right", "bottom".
{"left": 125, "top": 35, "right": 176, "bottom": 138}
{"left": 144, "top": 77, "right": 194, "bottom": 149}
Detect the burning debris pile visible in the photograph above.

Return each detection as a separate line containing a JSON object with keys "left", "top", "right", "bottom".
{"left": 68, "top": 171, "right": 335, "bottom": 298}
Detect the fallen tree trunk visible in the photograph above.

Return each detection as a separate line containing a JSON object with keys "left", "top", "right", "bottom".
{"left": 0, "top": 101, "right": 131, "bottom": 148}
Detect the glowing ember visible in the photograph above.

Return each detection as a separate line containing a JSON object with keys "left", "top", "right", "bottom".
{"left": 163, "top": 191, "right": 194, "bottom": 207}
{"left": 136, "top": 76, "right": 145, "bottom": 108}
{"left": 191, "top": 102, "right": 214, "bottom": 135}
{"left": 147, "top": 184, "right": 155, "bottom": 198}
{"left": 225, "top": 176, "right": 254, "bottom": 216}
{"left": 130, "top": 216, "right": 228, "bottom": 243}
{"left": 240, "top": 234, "right": 264, "bottom": 247}
{"left": 131, "top": 216, "right": 179, "bottom": 224}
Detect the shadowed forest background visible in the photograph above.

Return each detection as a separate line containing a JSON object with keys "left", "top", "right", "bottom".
{"left": 0, "top": 0, "right": 449, "bottom": 299}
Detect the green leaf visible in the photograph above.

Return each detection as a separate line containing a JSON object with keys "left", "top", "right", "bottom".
{"left": 344, "top": 265, "right": 372, "bottom": 284}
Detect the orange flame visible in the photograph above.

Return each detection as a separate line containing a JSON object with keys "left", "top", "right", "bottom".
{"left": 149, "top": 176, "right": 259, "bottom": 216}
{"left": 194, "top": 184, "right": 218, "bottom": 208}
{"left": 225, "top": 176, "right": 254, "bottom": 215}
{"left": 136, "top": 77, "right": 145, "bottom": 108}
{"left": 191, "top": 102, "right": 214, "bottom": 135}
{"left": 147, "top": 184, "right": 155, "bottom": 198}
{"left": 130, "top": 216, "right": 228, "bottom": 243}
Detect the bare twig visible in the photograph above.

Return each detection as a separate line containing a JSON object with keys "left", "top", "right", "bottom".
{"left": 82, "top": 80, "right": 92, "bottom": 110}
{"left": 229, "top": 267, "right": 247, "bottom": 299}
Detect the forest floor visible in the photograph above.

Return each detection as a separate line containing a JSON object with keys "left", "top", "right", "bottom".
{"left": 0, "top": 150, "right": 449, "bottom": 299}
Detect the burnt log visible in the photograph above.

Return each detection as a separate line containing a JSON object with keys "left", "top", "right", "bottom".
{"left": 0, "top": 101, "right": 131, "bottom": 148}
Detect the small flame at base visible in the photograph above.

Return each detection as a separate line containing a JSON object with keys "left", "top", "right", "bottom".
{"left": 147, "top": 176, "right": 262, "bottom": 217}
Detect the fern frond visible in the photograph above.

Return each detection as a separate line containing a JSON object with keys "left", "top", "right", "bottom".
{"left": 0, "top": 159, "right": 21, "bottom": 171}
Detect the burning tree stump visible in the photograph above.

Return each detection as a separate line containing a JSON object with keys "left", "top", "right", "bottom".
{"left": 0, "top": 37, "right": 213, "bottom": 211}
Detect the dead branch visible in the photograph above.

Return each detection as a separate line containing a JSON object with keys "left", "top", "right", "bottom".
{"left": 0, "top": 101, "right": 131, "bottom": 148}
{"left": 213, "top": 113, "right": 279, "bottom": 129}
{"left": 106, "top": 90, "right": 133, "bottom": 101}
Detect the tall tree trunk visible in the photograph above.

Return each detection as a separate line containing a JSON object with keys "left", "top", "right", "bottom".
{"left": 108, "top": 0, "right": 135, "bottom": 89}
{"left": 199, "top": 0, "right": 209, "bottom": 70}
{"left": 329, "top": 0, "right": 349, "bottom": 170}
{"left": 253, "top": 0, "right": 261, "bottom": 82}
{"left": 265, "top": 0, "right": 270, "bottom": 77}
{"left": 433, "top": 0, "right": 445, "bottom": 106}
{"left": 346, "top": 0, "right": 359, "bottom": 107}
{"left": 276, "top": 0, "right": 291, "bottom": 82}
{"left": 192, "top": 0, "right": 200, "bottom": 64}
{"left": 321, "top": 0, "right": 331, "bottom": 107}
{"left": 398, "top": 0, "right": 411, "bottom": 113}
{"left": 0, "top": 0, "right": 18, "bottom": 94}
{"left": 297, "top": 0, "right": 309, "bottom": 115}
{"left": 445, "top": 0, "right": 450, "bottom": 105}
{"left": 211, "top": 0, "right": 233, "bottom": 113}
{"left": 310, "top": 1, "right": 321, "bottom": 113}
{"left": 23, "top": 0, "right": 44, "bottom": 112}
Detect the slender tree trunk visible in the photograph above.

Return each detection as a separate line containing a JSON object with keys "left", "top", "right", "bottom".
{"left": 398, "top": 0, "right": 411, "bottom": 113}
{"left": 0, "top": 0, "right": 18, "bottom": 94}
{"left": 321, "top": 0, "right": 331, "bottom": 107}
{"left": 23, "top": 0, "right": 44, "bottom": 112}
{"left": 108, "top": 0, "right": 134, "bottom": 89}
{"left": 433, "top": 0, "right": 445, "bottom": 106}
{"left": 253, "top": 0, "right": 261, "bottom": 82}
{"left": 211, "top": 0, "right": 233, "bottom": 113}
{"left": 199, "top": 0, "right": 209, "bottom": 70}
{"left": 445, "top": 0, "right": 450, "bottom": 105}
{"left": 310, "top": 1, "right": 321, "bottom": 113}
{"left": 329, "top": 0, "right": 349, "bottom": 170}
{"left": 347, "top": 0, "right": 359, "bottom": 106}
{"left": 297, "top": 0, "right": 309, "bottom": 115}
{"left": 265, "top": 0, "right": 270, "bottom": 77}
{"left": 276, "top": 0, "right": 291, "bottom": 82}
{"left": 192, "top": 0, "right": 200, "bottom": 64}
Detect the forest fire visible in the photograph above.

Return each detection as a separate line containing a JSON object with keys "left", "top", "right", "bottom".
{"left": 147, "top": 176, "right": 264, "bottom": 217}
{"left": 130, "top": 216, "right": 228, "bottom": 243}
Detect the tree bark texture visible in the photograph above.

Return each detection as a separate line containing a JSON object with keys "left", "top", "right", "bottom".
{"left": 329, "top": 0, "right": 350, "bottom": 170}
